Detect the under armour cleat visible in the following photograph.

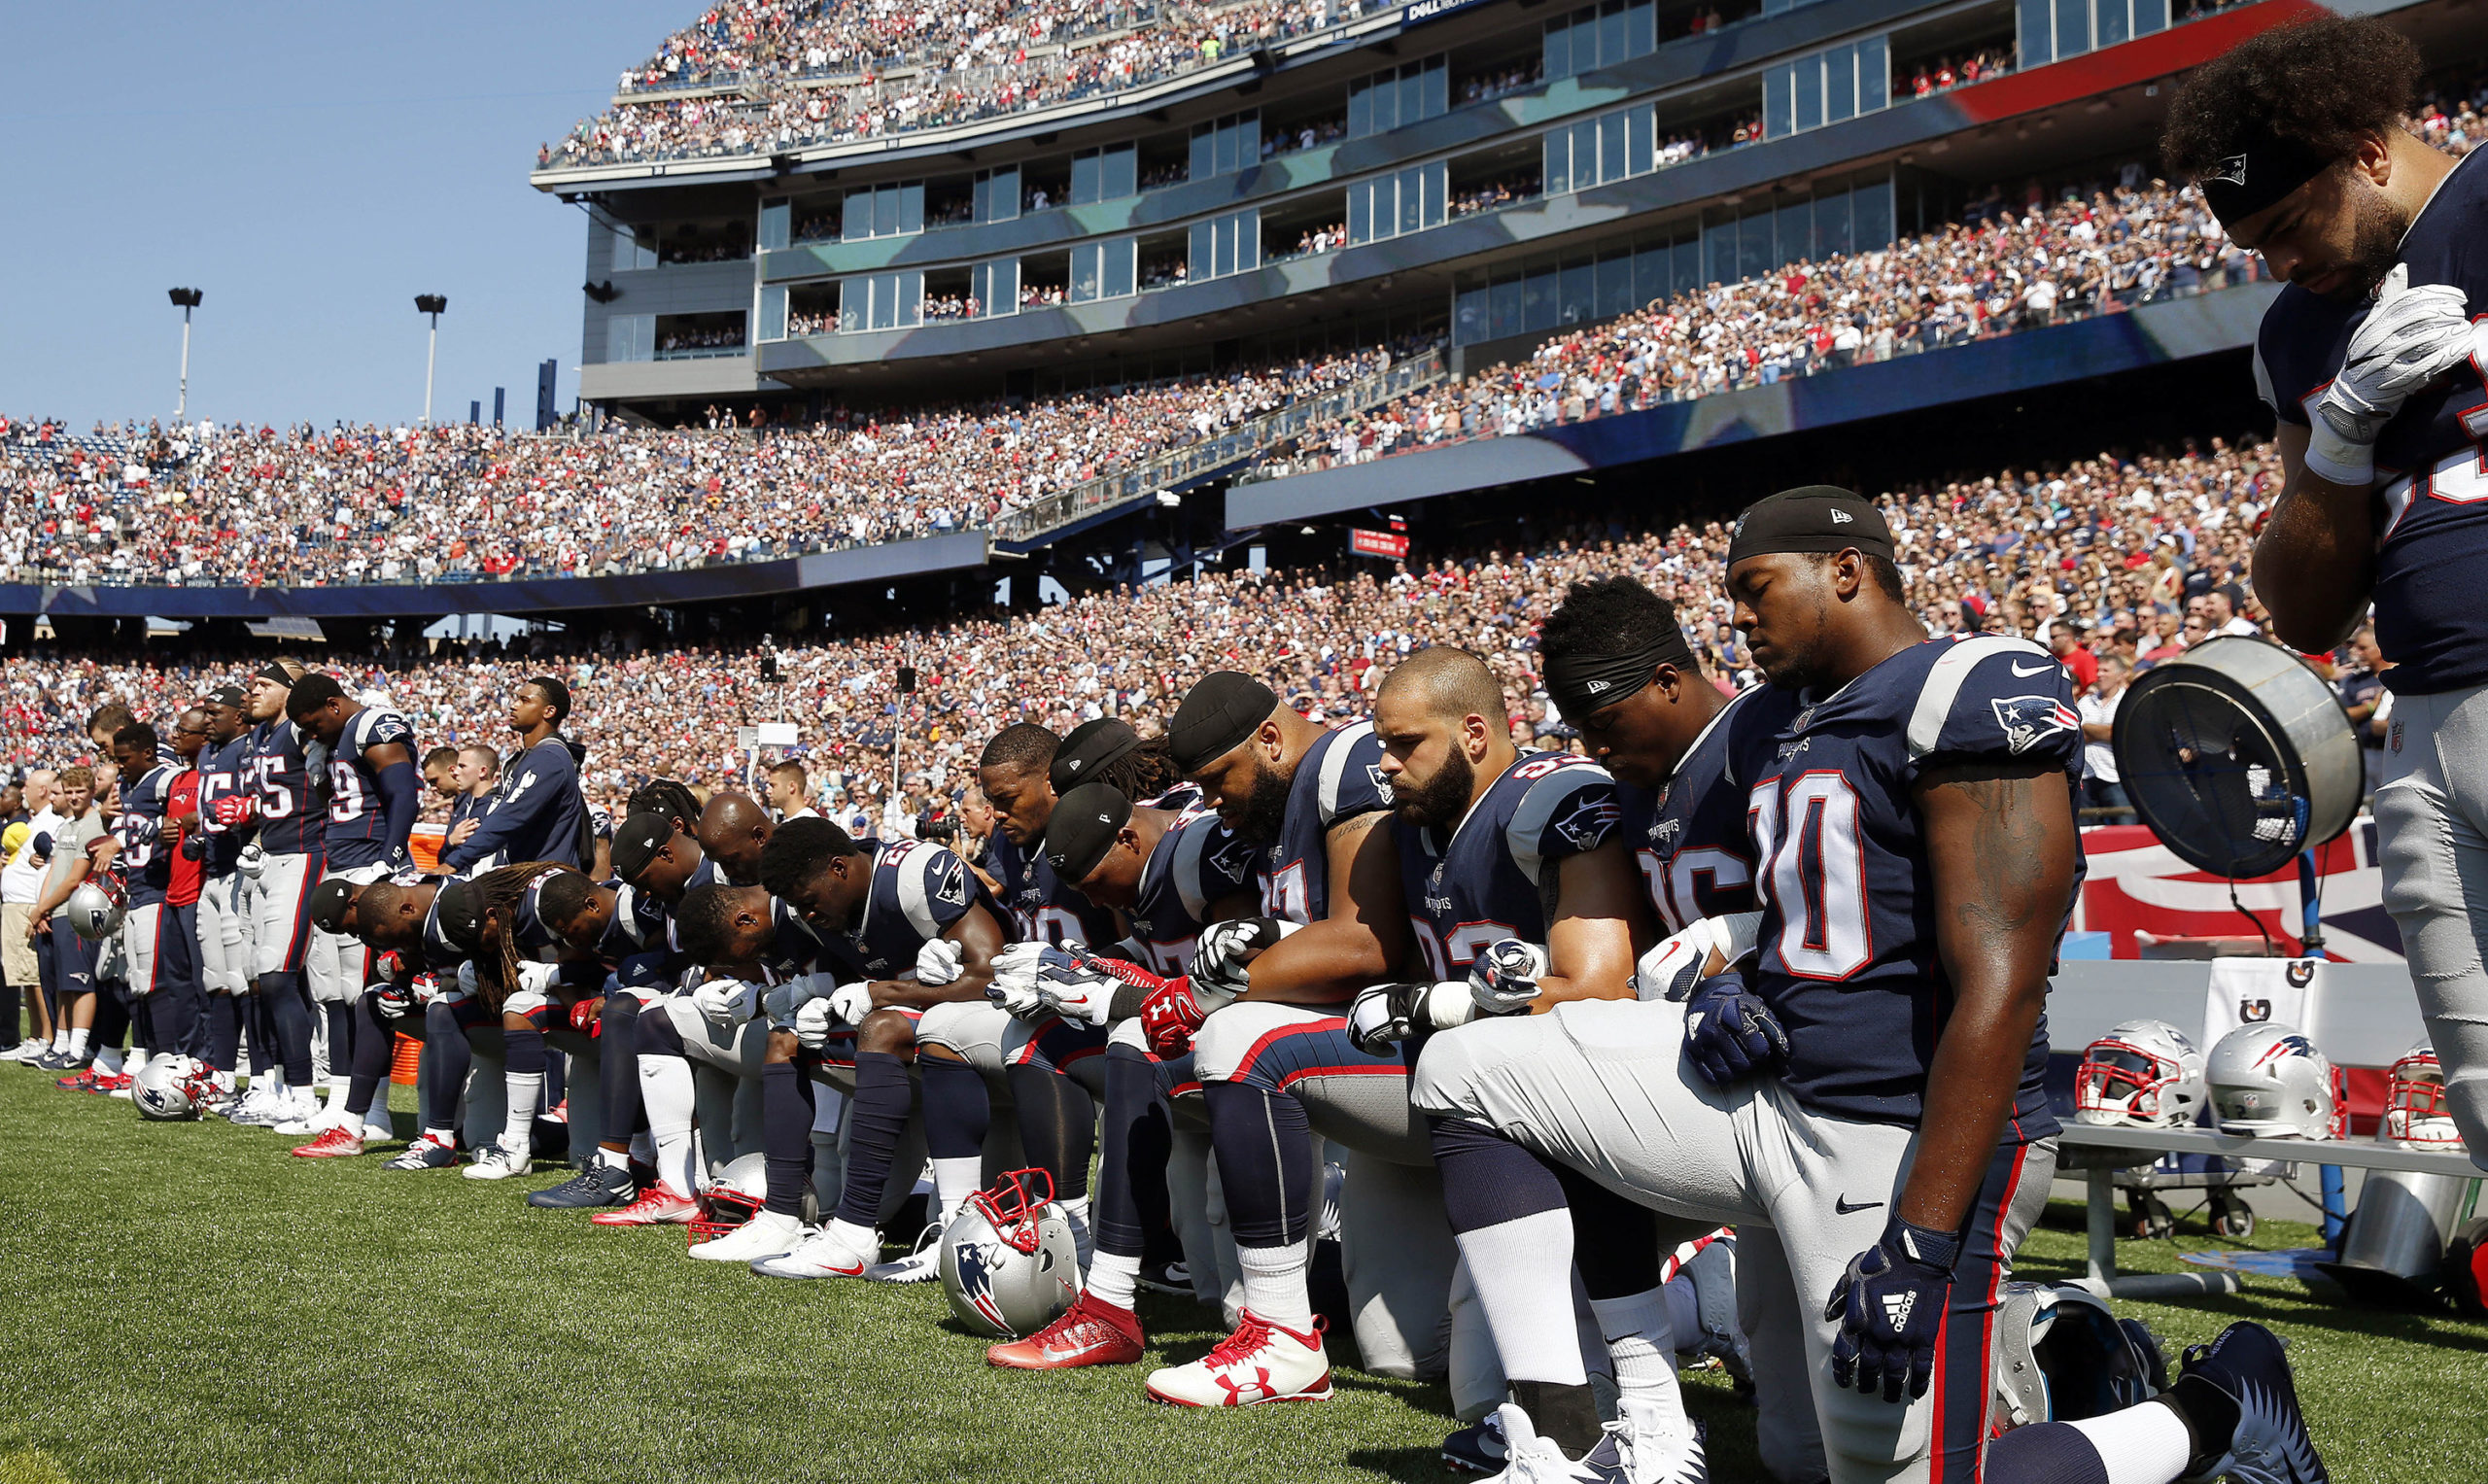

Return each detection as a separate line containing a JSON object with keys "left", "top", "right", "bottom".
{"left": 749, "top": 1222, "right": 877, "bottom": 1279}
{"left": 590, "top": 1184, "right": 697, "bottom": 1225}
{"left": 2174, "top": 1322, "right": 2329, "bottom": 1484}
{"left": 988, "top": 1292, "right": 1145, "bottom": 1370}
{"left": 864, "top": 1224, "right": 945, "bottom": 1284}
{"left": 1144, "top": 1310, "right": 1330, "bottom": 1406}
{"left": 291, "top": 1125, "right": 366, "bottom": 1158}
{"left": 528, "top": 1163, "right": 638, "bottom": 1210}
{"left": 385, "top": 1135, "right": 462, "bottom": 1171}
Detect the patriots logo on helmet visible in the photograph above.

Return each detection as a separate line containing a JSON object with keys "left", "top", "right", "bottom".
{"left": 1551, "top": 793, "right": 1621, "bottom": 852}
{"left": 1990, "top": 695, "right": 2079, "bottom": 756}
{"left": 951, "top": 1240, "right": 1012, "bottom": 1332}
{"left": 1365, "top": 763, "right": 1395, "bottom": 804}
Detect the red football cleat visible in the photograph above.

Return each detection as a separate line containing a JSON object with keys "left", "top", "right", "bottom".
{"left": 988, "top": 1293, "right": 1146, "bottom": 1370}
{"left": 292, "top": 1125, "right": 366, "bottom": 1158}
{"left": 91, "top": 1070, "right": 133, "bottom": 1095}
{"left": 56, "top": 1069, "right": 98, "bottom": 1092}
{"left": 591, "top": 1184, "right": 698, "bottom": 1226}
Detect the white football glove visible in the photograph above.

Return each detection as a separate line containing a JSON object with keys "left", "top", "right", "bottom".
{"left": 916, "top": 936, "right": 966, "bottom": 987}
{"left": 1192, "top": 917, "right": 1298, "bottom": 1000}
{"left": 514, "top": 960, "right": 560, "bottom": 998}
{"left": 793, "top": 997, "right": 841, "bottom": 1051}
{"left": 1633, "top": 912, "right": 1763, "bottom": 1002}
{"left": 1347, "top": 982, "right": 1475, "bottom": 1054}
{"left": 827, "top": 981, "right": 877, "bottom": 1026}
{"left": 989, "top": 940, "right": 1049, "bottom": 995}
{"left": 1032, "top": 954, "right": 1121, "bottom": 1026}
{"left": 236, "top": 842, "right": 266, "bottom": 879}
{"left": 1468, "top": 938, "right": 1550, "bottom": 1015}
{"left": 690, "top": 977, "right": 760, "bottom": 1025}
{"left": 2309, "top": 263, "right": 2476, "bottom": 485}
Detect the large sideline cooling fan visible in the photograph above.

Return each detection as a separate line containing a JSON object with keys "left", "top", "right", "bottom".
{"left": 2112, "top": 636, "right": 2363, "bottom": 879}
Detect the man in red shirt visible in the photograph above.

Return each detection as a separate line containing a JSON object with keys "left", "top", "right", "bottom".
{"left": 160, "top": 707, "right": 213, "bottom": 1062}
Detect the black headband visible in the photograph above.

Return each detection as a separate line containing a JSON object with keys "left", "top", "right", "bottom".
{"left": 254, "top": 662, "right": 295, "bottom": 687}
{"left": 1543, "top": 632, "right": 1696, "bottom": 719}
{"left": 1726, "top": 485, "right": 1895, "bottom": 569}
{"left": 1043, "top": 782, "right": 1132, "bottom": 882}
{"left": 1051, "top": 717, "right": 1142, "bottom": 796}
{"left": 1169, "top": 671, "right": 1278, "bottom": 774}
{"left": 2195, "top": 127, "right": 2338, "bottom": 230}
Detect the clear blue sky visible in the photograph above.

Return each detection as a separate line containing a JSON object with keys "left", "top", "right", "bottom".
{"left": 0, "top": 2, "right": 694, "bottom": 430}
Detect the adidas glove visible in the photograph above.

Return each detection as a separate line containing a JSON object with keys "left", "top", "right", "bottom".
{"left": 916, "top": 936, "right": 966, "bottom": 987}
{"left": 1468, "top": 938, "right": 1549, "bottom": 1015}
{"left": 1827, "top": 1216, "right": 1961, "bottom": 1403}
{"left": 2309, "top": 263, "right": 2476, "bottom": 485}
{"left": 1682, "top": 970, "right": 1789, "bottom": 1086}
{"left": 1347, "top": 982, "right": 1475, "bottom": 1055}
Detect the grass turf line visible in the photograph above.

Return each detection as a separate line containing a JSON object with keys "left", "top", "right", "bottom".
{"left": 0, "top": 1073, "right": 2480, "bottom": 1483}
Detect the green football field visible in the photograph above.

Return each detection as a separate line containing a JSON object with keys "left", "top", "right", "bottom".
{"left": 2, "top": 1072, "right": 2481, "bottom": 1484}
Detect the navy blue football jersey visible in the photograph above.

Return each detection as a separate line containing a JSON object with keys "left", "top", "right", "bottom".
{"left": 1724, "top": 635, "right": 2082, "bottom": 1131}
{"left": 658, "top": 857, "right": 723, "bottom": 958}
{"left": 821, "top": 839, "right": 998, "bottom": 981}
{"left": 1123, "top": 804, "right": 1258, "bottom": 975}
{"left": 113, "top": 763, "right": 178, "bottom": 909}
{"left": 416, "top": 891, "right": 466, "bottom": 974}
{"left": 2254, "top": 145, "right": 2488, "bottom": 694}
{"left": 1261, "top": 720, "right": 1394, "bottom": 924}
{"left": 1394, "top": 752, "right": 1623, "bottom": 978}
{"left": 987, "top": 828, "right": 1118, "bottom": 947}
{"left": 244, "top": 719, "right": 326, "bottom": 857}
{"left": 323, "top": 707, "right": 418, "bottom": 870}
{"left": 1621, "top": 694, "right": 1760, "bottom": 934}
{"left": 195, "top": 735, "right": 250, "bottom": 878}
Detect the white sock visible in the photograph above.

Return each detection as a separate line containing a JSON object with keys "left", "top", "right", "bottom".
{"left": 931, "top": 1156, "right": 983, "bottom": 1226}
{"left": 1592, "top": 1290, "right": 1685, "bottom": 1432}
{"left": 95, "top": 1045, "right": 125, "bottom": 1075}
{"left": 1235, "top": 1237, "right": 1315, "bottom": 1331}
{"left": 1088, "top": 1251, "right": 1142, "bottom": 1311}
{"left": 67, "top": 1027, "right": 90, "bottom": 1056}
{"left": 824, "top": 1217, "right": 880, "bottom": 1255}
{"left": 288, "top": 1080, "right": 320, "bottom": 1106}
{"left": 639, "top": 1054, "right": 698, "bottom": 1194}
{"left": 2069, "top": 1401, "right": 2194, "bottom": 1484}
{"left": 595, "top": 1146, "right": 629, "bottom": 1171}
{"left": 127, "top": 1049, "right": 151, "bottom": 1076}
{"left": 51, "top": 1029, "right": 69, "bottom": 1053}
{"left": 1455, "top": 1208, "right": 1586, "bottom": 1385}
{"left": 503, "top": 1070, "right": 542, "bottom": 1149}
{"left": 1060, "top": 1194, "right": 1094, "bottom": 1265}
{"left": 423, "top": 1127, "right": 456, "bottom": 1146}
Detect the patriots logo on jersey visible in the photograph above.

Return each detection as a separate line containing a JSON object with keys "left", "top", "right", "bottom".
{"left": 1647, "top": 816, "right": 1682, "bottom": 849}
{"left": 933, "top": 856, "right": 969, "bottom": 909}
{"left": 1550, "top": 794, "right": 1621, "bottom": 852}
{"left": 1990, "top": 695, "right": 2079, "bottom": 756}
{"left": 1365, "top": 763, "right": 1396, "bottom": 804}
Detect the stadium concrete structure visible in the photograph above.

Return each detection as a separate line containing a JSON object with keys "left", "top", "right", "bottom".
{"left": 3, "top": 0, "right": 2473, "bottom": 640}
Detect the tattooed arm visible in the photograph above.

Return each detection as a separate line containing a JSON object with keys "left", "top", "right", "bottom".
{"left": 1898, "top": 758, "right": 2078, "bottom": 1233}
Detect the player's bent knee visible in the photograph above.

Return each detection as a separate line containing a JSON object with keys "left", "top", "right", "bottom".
{"left": 855, "top": 1007, "right": 916, "bottom": 1055}
{"left": 1107, "top": 1017, "right": 1150, "bottom": 1053}
{"left": 765, "top": 1028, "right": 801, "bottom": 1062}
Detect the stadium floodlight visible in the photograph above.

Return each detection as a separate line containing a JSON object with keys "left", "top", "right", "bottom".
{"left": 414, "top": 294, "right": 449, "bottom": 424}
{"left": 167, "top": 289, "right": 202, "bottom": 420}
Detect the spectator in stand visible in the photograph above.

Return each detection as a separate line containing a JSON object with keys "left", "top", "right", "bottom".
{"left": 2336, "top": 625, "right": 2390, "bottom": 802}
{"left": 2079, "top": 656, "right": 2134, "bottom": 823}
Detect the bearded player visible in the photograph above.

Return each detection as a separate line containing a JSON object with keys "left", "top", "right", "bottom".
{"left": 2164, "top": 16, "right": 2488, "bottom": 1173}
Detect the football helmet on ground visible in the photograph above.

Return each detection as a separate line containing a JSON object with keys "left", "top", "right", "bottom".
{"left": 940, "top": 1168, "right": 1081, "bottom": 1339}
{"left": 688, "top": 1153, "right": 771, "bottom": 1245}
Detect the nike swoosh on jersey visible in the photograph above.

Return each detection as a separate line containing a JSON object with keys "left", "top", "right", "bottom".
{"left": 2009, "top": 660, "right": 2056, "bottom": 676}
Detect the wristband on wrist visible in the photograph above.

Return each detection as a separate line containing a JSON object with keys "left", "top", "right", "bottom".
{"left": 1892, "top": 1217, "right": 1963, "bottom": 1273}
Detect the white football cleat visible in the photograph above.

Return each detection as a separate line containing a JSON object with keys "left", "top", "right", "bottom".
{"left": 1144, "top": 1310, "right": 1331, "bottom": 1406}
{"left": 225, "top": 1085, "right": 285, "bottom": 1125}
{"left": 690, "top": 1210, "right": 805, "bottom": 1262}
{"left": 270, "top": 1088, "right": 326, "bottom": 1135}
{"left": 863, "top": 1223, "right": 945, "bottom": 1284}
{"left": 1480, "top": 1398, "right": 1707, "bottom": 1484}
{"left": 749, "top": 1221, "right": 879, "bottom": 1280}
{"left": 462, "top": 1135, "right": 532, "bottom": 1180}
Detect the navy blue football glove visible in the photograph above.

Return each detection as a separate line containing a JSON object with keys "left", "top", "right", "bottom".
{"left": 1825, "top": 1217, "right": 1962, "bottom": 1403}
{"left": 1682, "top": 971, "right": 1788, "bottom": 1086}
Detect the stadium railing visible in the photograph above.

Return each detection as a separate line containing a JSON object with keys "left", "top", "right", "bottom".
{"left": 992, "top": 347, "right": 1446, "bottom": 544}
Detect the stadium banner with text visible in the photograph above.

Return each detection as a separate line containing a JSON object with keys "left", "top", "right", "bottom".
{"left": 1401, "top": 0, "right": 1498, "bottom": 25}
{"left": 1349, "top": 528, "right": 1409, "bottom": 559}
{"left": 2073, "top": 821, "right": 2402, "bottom": 965}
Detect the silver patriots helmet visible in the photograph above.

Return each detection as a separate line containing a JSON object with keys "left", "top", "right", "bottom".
{"left": 940, "top": 1168, "right": 1082, "bottom": 1339}
{"left": 66, "top": 877, "right": 127, "bottom": 942}
{"left": 689, "top": 1153, "right": 771, "bottom": 1246}
{"left": 1991, "top": 1282, "right": 2166, "bottom": 1430}
{"left": 132, "top": 1055, "right": 215, "bottom": 1122}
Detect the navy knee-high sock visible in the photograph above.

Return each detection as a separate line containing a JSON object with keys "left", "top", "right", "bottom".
{"left": 423, "top": 1000, "right": 474, "bottom": 1134}
{"left": 1005, "top": 1064, "right": 1096, "bottom": 1202}
{"left": 265, "top": 973, "right": 315, "bottom": 1085}
{"left": 205, "top": 992, "right": 242, "bottom": 1072}
{"left": 95, "top": 984, "right": 132, "bottom": 1053}
{"left": 127, "top": 992, "right": 157, "bottom": 1056}
{"left": 542, "top": 1047, "right": 567, "bottom": 1111}
{"left": 1203, "top": 1081, "right": 1313, "bottom": 1249}
{"left": 244, "top": 991, "right": 277, "bottom": 1077}
{"left": 347, "top": 992, "right": 397, "bottom": 1118}
{"left": 918, "top": 1055, "right": 989, "bottom": 1162}
{"left": 761, "top": 1061, "right": 817, "bottom": 1218}
{"left": 600, "top": 995, "right": 646, "bottom": 1142}
{"left": 834, "top": 1052, "right": 916, "bottom": 1230}
{"left": 1095, "top": 1042, "right": 1172, "bottom": 1260}
{"left": 323, "top": 1000, "right": 353, "bottom": 1078}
